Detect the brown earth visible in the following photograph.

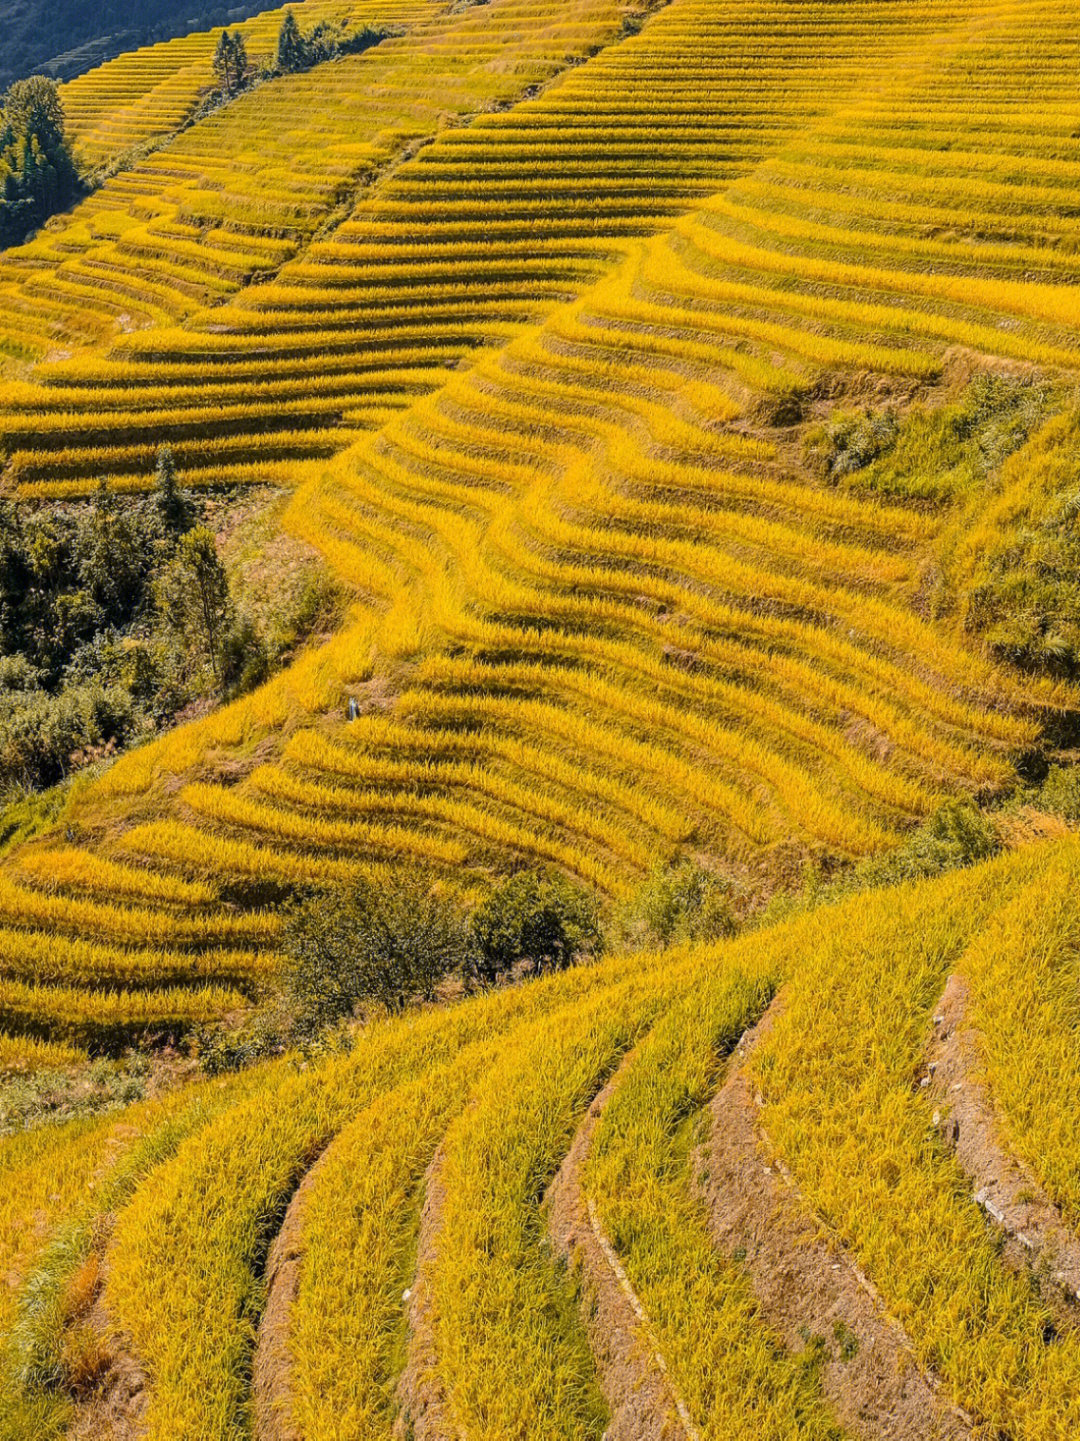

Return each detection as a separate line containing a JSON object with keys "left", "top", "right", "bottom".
{"left": 927, "top": 973, "right": 1080, "bottom": 1324}
{"left": 546, "top": 1061, "right": 699, "bottom": 1441}
{"left": 393, "top": 1146, "right": 461, "bottom": 1441}
{"left": 251, "top": 1165, "right": 321, "bottom": 1441}
{"left": 63, "top": 1235, "right": 148, "bottom": 1441}
{"left": 699, "top": 1012, "right": 971, "bottom": 1441}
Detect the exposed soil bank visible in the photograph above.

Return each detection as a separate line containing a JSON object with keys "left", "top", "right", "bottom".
{"left": 699, "top": 1015, "right": 970, "bottom": 1441}
{"left": 927, "top": 973, "right": 1080, "bottom": 1324}
{"left": 547, "top": 1063, "right": 699, "bottom": 1441}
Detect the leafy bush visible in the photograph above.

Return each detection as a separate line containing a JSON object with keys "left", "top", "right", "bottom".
{"left": 194, "top": 1012, "right": 288, "bottom": 1076}
{"left": 809, "top": 375, "right": 1051, "bottom": 504}
{"left": 283, "top": 874, "right": 471, "bottom": 1032}
{"left": 857, "top": 798, "right": 1000, "bottom": 887}
{"left": 1028, "top": 764, "right": 1080, "bottom": 825}
{"left": 468, "top": 869, "right": 603, "bottom": 986}
{"left": 806, "top": 407, "right": 899, "bottom": 480}
{"left": 0, "top": 678, "right": 134, "bottom": 792}
{"left": 0, "top": 476, "right": 179, "bottom": 795}
{"left": 617, "top": 858, "right": 737, "bottom": 949}
{"left": 0, "top": 448, "right": 317, "bottom": 798}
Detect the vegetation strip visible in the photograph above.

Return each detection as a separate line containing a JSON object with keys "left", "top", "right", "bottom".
{"left": 701, "top": 1008, "right": 972, "bottom": 1441}
{"left": 927, "top": 975, "right": 1080, "bottom": 1319}
{"left": 547, "top": 1056, "right": 700, "bottom": 1441}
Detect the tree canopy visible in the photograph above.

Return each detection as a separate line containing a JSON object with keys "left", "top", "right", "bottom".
{"left": 213, "top": 30, "right": 250, "bottom": 98}
{"left": 274, "top": 11, "right": 394, "bottom": 76}
{"left": 0, "top": 76, "right": 79, "bottom": 247}
{"left": 276, "top": 11, "right": 307, "bottom": 74}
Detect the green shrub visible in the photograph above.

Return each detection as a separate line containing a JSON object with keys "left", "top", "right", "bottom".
{"left": 809, "top": 375, "right": 1052, "bottom": 504}
{"left": 283, "top": 874, "right": 471, "bottom": 1032}
{"left": 857, "top": 798, "right": 1000, "bottom": 887}
{"left": 807, "top": 407, "right": 899, "bottom": 480}
{"left": 468, "top": 869, "right": 603, "bottom": 986}
{"left": 617, "top": 858, "right": 737, "bottom": 950}
{"left": 1029, "top": 764, "right": 1080, "bottom": 825}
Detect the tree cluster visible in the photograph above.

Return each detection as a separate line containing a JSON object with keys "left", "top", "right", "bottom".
{"left": 206, "top": 14, "right": 393, "bottom": 113}
{"left": 275, "top": 11, "right": 392, "bottom": 75}
{"left": 212, "top": 30, "right": 251, "bottom": 98}
{"left": 0, "top": 76, "right": 79, "bottom": 248}
{"left": 281, "top": 867, "right": 605, "bottom": 1039}
{"left": 0, "top": 448, "right": 255, "bottom": 797}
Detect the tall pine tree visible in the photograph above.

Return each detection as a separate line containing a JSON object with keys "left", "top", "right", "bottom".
{"left": 276, "top": 11, "right": 307, "bottom": 73}
{"left": 0, "top": 77, "right": 78, "bottom": 247}
{"left": 213, "top": 30, "right": 250, "bottom": 98}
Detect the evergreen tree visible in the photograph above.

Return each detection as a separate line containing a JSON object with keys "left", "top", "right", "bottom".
{"left": 213, "top": 31, "right": 233, "bottom": 95}
{"left": 156, "top": 527, "right": 232, "bottom": 680}
{"left": 276, "top": 10, "right": 307, "bottom": 73}
{"left": 77, "top": 478, "right": 145, "bottom": 620}
{"left": 230, "top": 32, "right": 250, "bottom": 92}
{"left": 152, "top": 445, "right": 192, "bottom": 541}
{"left": 213, "top": 30, "right": 250, "bottom": 97}
{"left": 0, "top": 76, "right": 78, "bottom": 247}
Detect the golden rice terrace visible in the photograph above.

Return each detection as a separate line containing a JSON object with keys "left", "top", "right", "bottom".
{"left": 3, "top": 0, "right": 1080, "bottom": 1436}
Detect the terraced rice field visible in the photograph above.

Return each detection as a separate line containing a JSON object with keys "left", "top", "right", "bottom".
{"left": 0, "top": 0, "right": 630, "bottom": 381}
{"left": 5, "top": 0, "right": 1080, "bottom": 1435}
{"left": 2, "top": 0, "right": 977, "bottom": 496}
{"left": 58, "top": 0, "right": 430, "bottom": 168}
{"left": 3, "top": 0, "right": 1080, "bottom": 1098}
{"left": 7, "top": 842, "right": 1080, "bottom": 1439}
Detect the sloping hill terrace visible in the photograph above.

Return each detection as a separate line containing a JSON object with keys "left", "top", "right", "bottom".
{"left": 6, "top": 841, "right": 1080, "bottom": 1438}
{"left": 2, "top": 0, "right": 963, "bottom": 495}
{"left": 4, "top": 1, "right": 1080, "bottom": 1436}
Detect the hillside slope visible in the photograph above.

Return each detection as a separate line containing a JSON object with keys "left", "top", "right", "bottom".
{"left": 3, "top": 0, "right": 1080, "bottom": 1436}
{"left": 1, "top": 0, "right": 1078, "bottom": 1061}
{"left": 5, "top": 839, "right": 1080, "bottom": 1438}
{"left": 0, "top": 0, "right": 269, "bottom": 90}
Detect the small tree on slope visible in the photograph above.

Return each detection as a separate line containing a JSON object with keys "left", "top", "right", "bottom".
{"left": 276, "top": 11, "right": 307, "bottom": 73}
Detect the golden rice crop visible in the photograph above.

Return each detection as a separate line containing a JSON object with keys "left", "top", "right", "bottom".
{"left": 0, "top": 975, "right": 250, "bottom": 1045}
{"left": 101, "top": 944, "right": 653, "bottom": 1439}
{"left": 746, "top": 843, "right": 1080, "bottom": 1436}
{"left": 958, "top": 860, "right": 1080, "bottom": 1225}
{"left": 585, "top": 926, "right": 842, "bottom": 1438}
{"left": 7, "top": 6, "right": 1080, "bottom": 1434}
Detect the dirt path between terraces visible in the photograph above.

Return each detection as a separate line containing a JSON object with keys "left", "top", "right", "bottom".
{"left": 252, "top": 1155, "right": 328, "bottom": 1441}
{"left": 254, "top": 1121, "right": 462, "bottom": 1441}
{"left": 546, "top": 1057, "right": 700, "bottom": 1441}
{"left": 65, "top": 1234, "right": 148, "bottom": 1441}
{"left": 926, "top": 973, "right": 1080, "bottom": 1324}
{"left": 393, "top": 1144, "right": 459, "bottom": 1441}
{"left": 699, "top": 1009, "right": 971, "bottom": 1441}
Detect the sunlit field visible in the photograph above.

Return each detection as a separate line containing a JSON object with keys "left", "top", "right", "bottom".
{"left": 4, "top": 0, "right": 1080, "bottom": 1436}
